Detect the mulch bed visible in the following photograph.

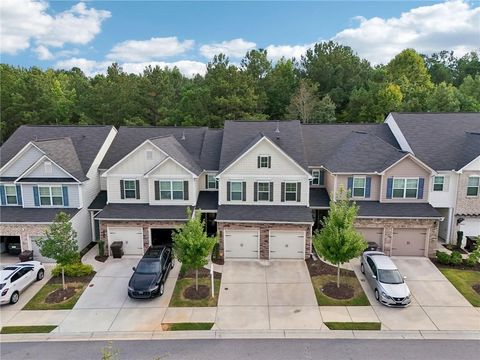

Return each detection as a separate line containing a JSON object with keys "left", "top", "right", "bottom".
{"left": 430, "top": 258, "right": 480, "bottom": 272}
{"left": 306, "top": 258, "right": 356, "bottom": 278}
{"left": 183, "top": 285, "right": 210, "bottom": 300}
{"left": 442, "top": 244, "right": 468, "bottom": 255}
{"left": 472, "top": 283, "right": 480, "bottom": 295}
{"left": 95, "top": 255, "right": 109, "bottom": 263}
{"left": 47, "top": 273, "right": 95, "bottom": 285}
{"left": 179, "top": 267, "right": 222, "bottom": 280}
{"left": 45, "top": 287, "right": 77, "bottom": 304}
{"left": 321, "top": 282, "right": 355, "bottom": 300}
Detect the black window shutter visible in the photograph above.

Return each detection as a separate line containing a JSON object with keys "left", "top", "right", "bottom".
{"left": 205, "top": 174, "right": 209, "bottom": 189}
{"left": 319, "top": 170, "right": 325, "bottom": 185}
{"left": 120, "top": 180, "right": 125, "bottom": 199}
{"left": 154, "top": 181, "right": 160, "bottom": 200}
{"left": 227, "top": 181, "right": 231, "bottom": 201}
{"left": 242, "top": 181, "right": 246, "bottom": 201}
{"left": 269, "top": 182, "right": 274, "bottom": 202}
{"left": 135, "top": 180, "right": 140, "bottom": 199}
{"left": 281, "top": 182, "right": 285, "bottom": 202}
{"left": 183, "top": 180, "right": 189, "bottom": 200}
{"left": 254, "top": 182, "right": 258, "bottom": 202}
{"left": 268, "top": 156, "right": 271, "bottom": 168}
{"left": 297, "top": 182, "right": 301, "bottom": 202}
{"left": 257, "top": 156, "right": 261, "bottom": 168}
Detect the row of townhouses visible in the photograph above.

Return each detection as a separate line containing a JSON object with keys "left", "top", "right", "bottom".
{"left": 0, "top": 113, "right": 479, "bottom": 261}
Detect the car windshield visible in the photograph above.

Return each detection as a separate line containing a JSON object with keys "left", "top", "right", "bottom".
{"left": 135, "top": 261, "right": 160, "bottom": 274}
{"left": 378, "top": 269, "right": 403, "bottom": 284}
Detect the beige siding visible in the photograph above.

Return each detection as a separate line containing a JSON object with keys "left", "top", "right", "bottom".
{"left": 107, "top": 176, "right": 149, "bottom": 203}
{"left": 107, "top": 142, "right": 167, "bottom": 175}
{"left": 336, "top": 174, "right": 381, "bottom": 201}
{"left": 0, "top": 145, "right": 43, "bottom": 177}
{"left": 324, "top": 171, "right": 335, "bottom": 199}
{"left": 381, "top": 156, "right": 431, "bottom": 203}
{"left": 148, "top": 158, "right": 191, "bottom": 177}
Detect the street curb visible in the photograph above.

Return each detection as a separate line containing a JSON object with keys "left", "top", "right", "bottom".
{"left": 1, "top": 330, "right": 479, "bottom": 342}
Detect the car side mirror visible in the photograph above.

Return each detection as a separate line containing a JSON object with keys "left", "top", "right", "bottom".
{"left": 403, "top": 276, "right": 407, "bottom": 280}
{"left": 372, "top": 275, "right": 376, "bottom": 279}
{"left": 132, "top": 267, "right": 136, "bottom": 271}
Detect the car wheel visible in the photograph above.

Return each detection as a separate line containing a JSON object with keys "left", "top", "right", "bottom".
{"left": 36, "top": 269, "right": 45, "bottom": 281}
{"left": 159, "top": 282, "right": 165, "bottom": 296}
{"left": 10, "top": 291, "right": 19, "bottom": 305}
{"left": 360, "top": 263, "right": 365, "bottom": 274}
{"left": 374, "top": 289, "right": 380, "bottom": 302}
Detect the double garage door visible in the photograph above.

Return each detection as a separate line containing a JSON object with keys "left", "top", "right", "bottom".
{"left": 356, "top": 227, "right": 427, "bottom": 256}
{"left": 108, "top": 227, "right": 144, "bottom": 255}
{"left": 224, "top": 229, "right": 305, "bottom": 259}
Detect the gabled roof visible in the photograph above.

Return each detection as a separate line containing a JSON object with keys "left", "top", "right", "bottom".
{"left": 322, "top": 131, "right": 407, "bottom": 173}
{"left": 390, "top": 112, "right": 480, "bottom": 171}
{"left": 0, "top": 125, "right": 114, "bottom": 178}
{"left": 149, "top": 135, "right": 203, "bottom": 175}
{"left": 219, "top": 120, "right": 308, "bottom": 172}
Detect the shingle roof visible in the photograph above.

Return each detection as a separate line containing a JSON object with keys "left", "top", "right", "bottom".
{"left": 195, "top": 191, "right": 219, "bottom": 211}
{"left": 390, "top": 112, "right": 480, "bottom": 170}
{"left": 309, "top": 188, "right": 330, "bottom": 208}
{"left": 200, "top": 129, "right": 224, "bottom": 171}
{"left": 88, "top": 191, "right": 107, "bottom": 210}
{"left": 356, "top": 201, "right": 442, "bottom": 218}
{"left": 322, "top": 131, "right": 407, "bottom": 173}
{"left": 219, "top": 121, "right": 308, "bottom": 172}
{"left": 302, "top": 123, "right": 400, "bottom": 168}
{"left": 95, "top": 203, "right": 192, "bottom": 220}
{"left": 1, "top": 125, "right": 114, "bottom": 178}
{"left": 0, "top": 207, "right": 80, "bottom": 223}
{"left": 216, "top": 205, "right": 313, "bottom": 223}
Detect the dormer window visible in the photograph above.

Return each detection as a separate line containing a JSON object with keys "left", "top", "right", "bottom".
{"left": 145, "top": 150, "right": 153, "bottom": 160}
{"left": 206, "top": 174, "right": 218, "bottom": 189}
{"left": 467, "top": 176, "right": 479, "bottom": 197}
{"left": 433, "top": 176, "right": 444, "bottom": 191}
{"left": 257, "top": 155, "right": 271, "bottom": 169}
{"left": 44, "top": 161, "right": 52, "bottom": 174}
{"left": 311, "top": 169, "right": 324, "bottom": 186}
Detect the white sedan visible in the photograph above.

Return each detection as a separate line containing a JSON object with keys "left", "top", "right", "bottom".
{"left": 0, "top": 261, "right": 45, "bottom": 305}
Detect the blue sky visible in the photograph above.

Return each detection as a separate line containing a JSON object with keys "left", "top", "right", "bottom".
{"left": 1, "top": 1, "right": 479, "bottom": 76}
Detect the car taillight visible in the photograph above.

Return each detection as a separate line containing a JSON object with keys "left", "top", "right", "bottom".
{"left": 1, "top": 288, "right": 9, "bottom": 296}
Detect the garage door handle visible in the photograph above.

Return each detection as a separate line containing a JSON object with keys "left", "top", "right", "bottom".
{"left": 225, "top": 250, "right": 232, "bottom": 252}
{"left": 270, "top": 251, "right": 276, "bottom": 253}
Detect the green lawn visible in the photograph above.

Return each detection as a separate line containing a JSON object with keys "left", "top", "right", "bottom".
{"left": 439, "top": 268, "right": 480, "bottom": 307}
{"left": 311, "top": 275, "right": 370, "bottom": 306}
{"left": 169, "top": 277, "right": 221, "bottom": 307}
{"left": 165, "top": 323, "right": 214, "bottom": 331}
{"left": 23, "top": 283, "right": 87, "bottom": 310}
{"left": 324, "top": 322, "right": 381, "bottom": 330}
{"left": 0, "top": 325, "right": 57, "bottom": 334}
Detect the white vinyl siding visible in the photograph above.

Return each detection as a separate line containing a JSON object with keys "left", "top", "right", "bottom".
{"left": 285, "top": 182, "right": 297, "bottom": 201}
{"left": 123, "top": 180, "right": 137, "bottom": 199}
{"left": 433, "top": 176, "right": 444, "bottom": 191}
{"left": 230, "top": 181, "right": 243, "bottom": 201}
{"left": 26, "top": 158, "right": 70, "bottom": 178}
{"left": 160, "top": 180, "right": 184, "bottom": 200}
{"left": 0, "top": 145, "right": 43, "bottom": 177}
{"left": 257, "top": 182, "right": 270, "bottom": 201}
{"left": 106, "top": 176, "right": 149, "bottom": 203}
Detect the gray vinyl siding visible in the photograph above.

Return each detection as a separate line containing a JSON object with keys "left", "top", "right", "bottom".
{"left": 22, "top": 184, "right": 81, "bottom": 208}
{"left": 26, "top": 158, "right": 70, "bottom": 178}
{"left": 1, "top": 146, "right": 43, "bottom": 177}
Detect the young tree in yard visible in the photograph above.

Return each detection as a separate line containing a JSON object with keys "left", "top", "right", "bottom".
{"left": 313, "top": 188, "right": 367, "bottom": 288}
{"left": 35, "top": 212, "right": 79, "bottom": 265}
{"left": 173, "top": 209, "right": 217, "bottom": 291}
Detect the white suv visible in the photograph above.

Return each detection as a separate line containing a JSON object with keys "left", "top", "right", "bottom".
{"left": 0, "top": 261, "right": 45, "bottom": 305}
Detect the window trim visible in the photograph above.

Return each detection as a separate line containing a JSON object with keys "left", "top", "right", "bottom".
{"left": 284, "top": 182, "right": 297, "bottom": 202}
{"left": 38, "top": 185, "right": 63, "bottom": 206}
{"left": 258, "top": 155, "right": 270, "bottom": 168}
{"left": 433, "top": 176, "right": 444, "bottom": 192}
{"left": 352, "top": 176, "right": 366, "bottom": 198}
{"left": 257, "top": 181, "right": 270, "bottom": 202}
{"left": 467, "top": 176, "right": 479, "bottom": 197}
{"left": 392, "top": 177, "right": 419, "bottom": 199}
{"left": 230, "top": 181, "right": 243, "bottom": 201}
{"left": 159, "top": 180, "right": 184, "bottom": 200}
{"left": 206, "top": 174, "right": 218, "bottom": 190}
{"left": 123, "top": 179, "right": 137, "bottom": 199}
{"left": 4, "top": 185, "right": 18, "bottom": 205}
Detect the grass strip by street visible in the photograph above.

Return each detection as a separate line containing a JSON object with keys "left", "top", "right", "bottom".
{"left": 439, "top": 268, "right": 480, "bottom": 307}
{"left": 0, "top": 325, "right": 57, "bottom": 334}
{"left": 163, "top": 323, "right": 214, "bottom": 331}
{"left": 311, "top": 275, "right": 370, "bottom": 306}
{"left": 324, "top": 322, "right": 381, "bottom": 330}
{"left": 23, "top": 283, "right": 86, "bottom": 310}
{"left": 169, "top": 277, "right": 221, "bottom": 307}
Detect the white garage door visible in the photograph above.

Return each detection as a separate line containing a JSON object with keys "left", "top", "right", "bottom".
{"left": 269, "top": 230, "right": 305, "bottom": 259}
{"left": 30, "top": 236, "right": 56, "bottom": 263}
{"left": 459, "top": 219, "right": 480, "bottom": 238}
{"left": 224, "top": 230, "right": 259, "bottom": 259}
{"left": 392, "top": 228, "right": 427, "bottom": 256}
{"left": 108, "top": 227, "right": 144, "bottom": 255}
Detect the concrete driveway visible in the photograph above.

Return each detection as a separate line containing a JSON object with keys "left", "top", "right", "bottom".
{"left": 352, "top": 257, "right": 480, "bottom": 331}
{"left": 215, "top": 260, "right": 322, "bottom": 330}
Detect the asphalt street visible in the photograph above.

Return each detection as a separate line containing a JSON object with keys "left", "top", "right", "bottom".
{"left": 1, "top": 339, "right": 479, "bottom": 360}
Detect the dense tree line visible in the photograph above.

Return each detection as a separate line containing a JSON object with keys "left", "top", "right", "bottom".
{"left": 1, "top": 42, "right": 479, "bottom": 141}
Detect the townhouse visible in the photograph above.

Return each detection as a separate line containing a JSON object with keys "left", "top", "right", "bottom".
{"left": 0, "top": 125, "right": 117, "bottom": 261}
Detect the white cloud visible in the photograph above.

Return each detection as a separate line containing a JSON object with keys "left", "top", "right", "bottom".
{"left": 33, "top": 45, "right": 53, "bottom": 60}
{"left": 0, "top": 0, "right": 110, "bottom": 56}
{"left": 265, "top": 43, "right": 315, "bottom": 61}
{"left": 107, "top": 37, "right": 194, "bottom": 62}
{"left": 200, "top": 38, "right": 256, "bottom": 59}
{"left": 332, "top": 0, "right": 480, "bottom": 64}
{"left": 54, "top": 57, "right": 111, "bottom": 77}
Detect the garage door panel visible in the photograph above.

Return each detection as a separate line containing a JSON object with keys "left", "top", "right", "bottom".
{"left": 269, "top": 231, "right": 305, "bottom": 259}
{"left": 108, "top": 227, "right": 144, "bottom": 255}
{"left": 356, "top": 228, "right": 383, "bottom": 246}
{"left": 392, "top": 228, "right": 426, "bottom": 257}
{"left": 224, "top": 230, "right": 259, "bottom": 259}
{"left": 459, "top": 219, "right": 480, "bottom": 238}
{"left": 31, "top": 236, "right": 56, "bottom": 263}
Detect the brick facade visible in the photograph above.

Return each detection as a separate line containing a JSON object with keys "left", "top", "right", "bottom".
{"left": 0, "top": 224, "right": 49, "bottom": 251}
{"left": 355, "top": 218, "right": 439, "bottom": 257}
{"left": 455, "top": 171, "right": 480, "bottom": 216}
{"left": 99, "top": 220, "right": 186, "bottom": 254}
{"left": 217, "top": 222, "right": 312, "bottom": 260}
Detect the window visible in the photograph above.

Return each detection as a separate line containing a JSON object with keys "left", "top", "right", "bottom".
{"left": 311, "top": 170, "right": 320, "bottom": 186}
{"left": 39, "top": 186, "right": 63, "bottom": 206}
{"left": 258, "top": 155, "right": 270, "bottom": 168}
{"left": 44, "top": 161, "right": 52, "bottom": 174}
{"left": 207, "top": 174, "right": 218, "bottom": 189}
{"left": 124, "top": 180, "right": 137, "bottom": 199}
{"left": 160, "top": 180, "right": 184, "bottom": 200}
{"left": 467, "top": 176, "right": 479, "bottom": 197}
{"left": 230, "top": 181, "right": 243, "bottom": 201}
{"left": 5, "top": 185, "right": 18, "bottom": 205}
{"left": 392, "top": 178, "right": 418, "bottom": 199}
{"left": 145, "top": 150, "right": 153, "bottom": 160}
{"left": 285, "top": 182, "right": 297, "bottom": 201}
{"left": 353, "top": 177, "right": 366, "bottom": 197}
{"left": 257, "top": 182, "right": 270, "bottom": 201}
{"left": 433, "top": 176, "right": 444, "bottom": 191}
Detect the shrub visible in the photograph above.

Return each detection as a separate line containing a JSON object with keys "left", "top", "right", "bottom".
{"left": 52, "top": 263, "right": 94, "bottom": 277}
{"left": 449, "top": 250, "right": 463, "bottom": 265}
{"left": 436, "top": 250, "right": 451, "bottom": 265}
{"left": 464, "top": 248, "right": 480, "bottom": 267}
{"left": 98, "top": 240, "right": 105, "bottom": 257}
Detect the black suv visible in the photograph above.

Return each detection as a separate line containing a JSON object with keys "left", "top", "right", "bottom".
{"left": 128, "top": 246, "right": 174, "bottom": 299}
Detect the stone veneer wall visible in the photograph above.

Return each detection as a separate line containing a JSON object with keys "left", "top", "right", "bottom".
{"left": 355, "top": 218, "right": 439, "bottom": 257}
{"left": 99, "top": 220, "right": 186, "bottom": 254}
{"left": 217, "top": 222, "right": 312, "bottom": 260}
{"left": 455, "top": 171, "right": 480, "bottom": 216}
{"left": 0, "top": 224, "right": 49, "bottom": 251}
